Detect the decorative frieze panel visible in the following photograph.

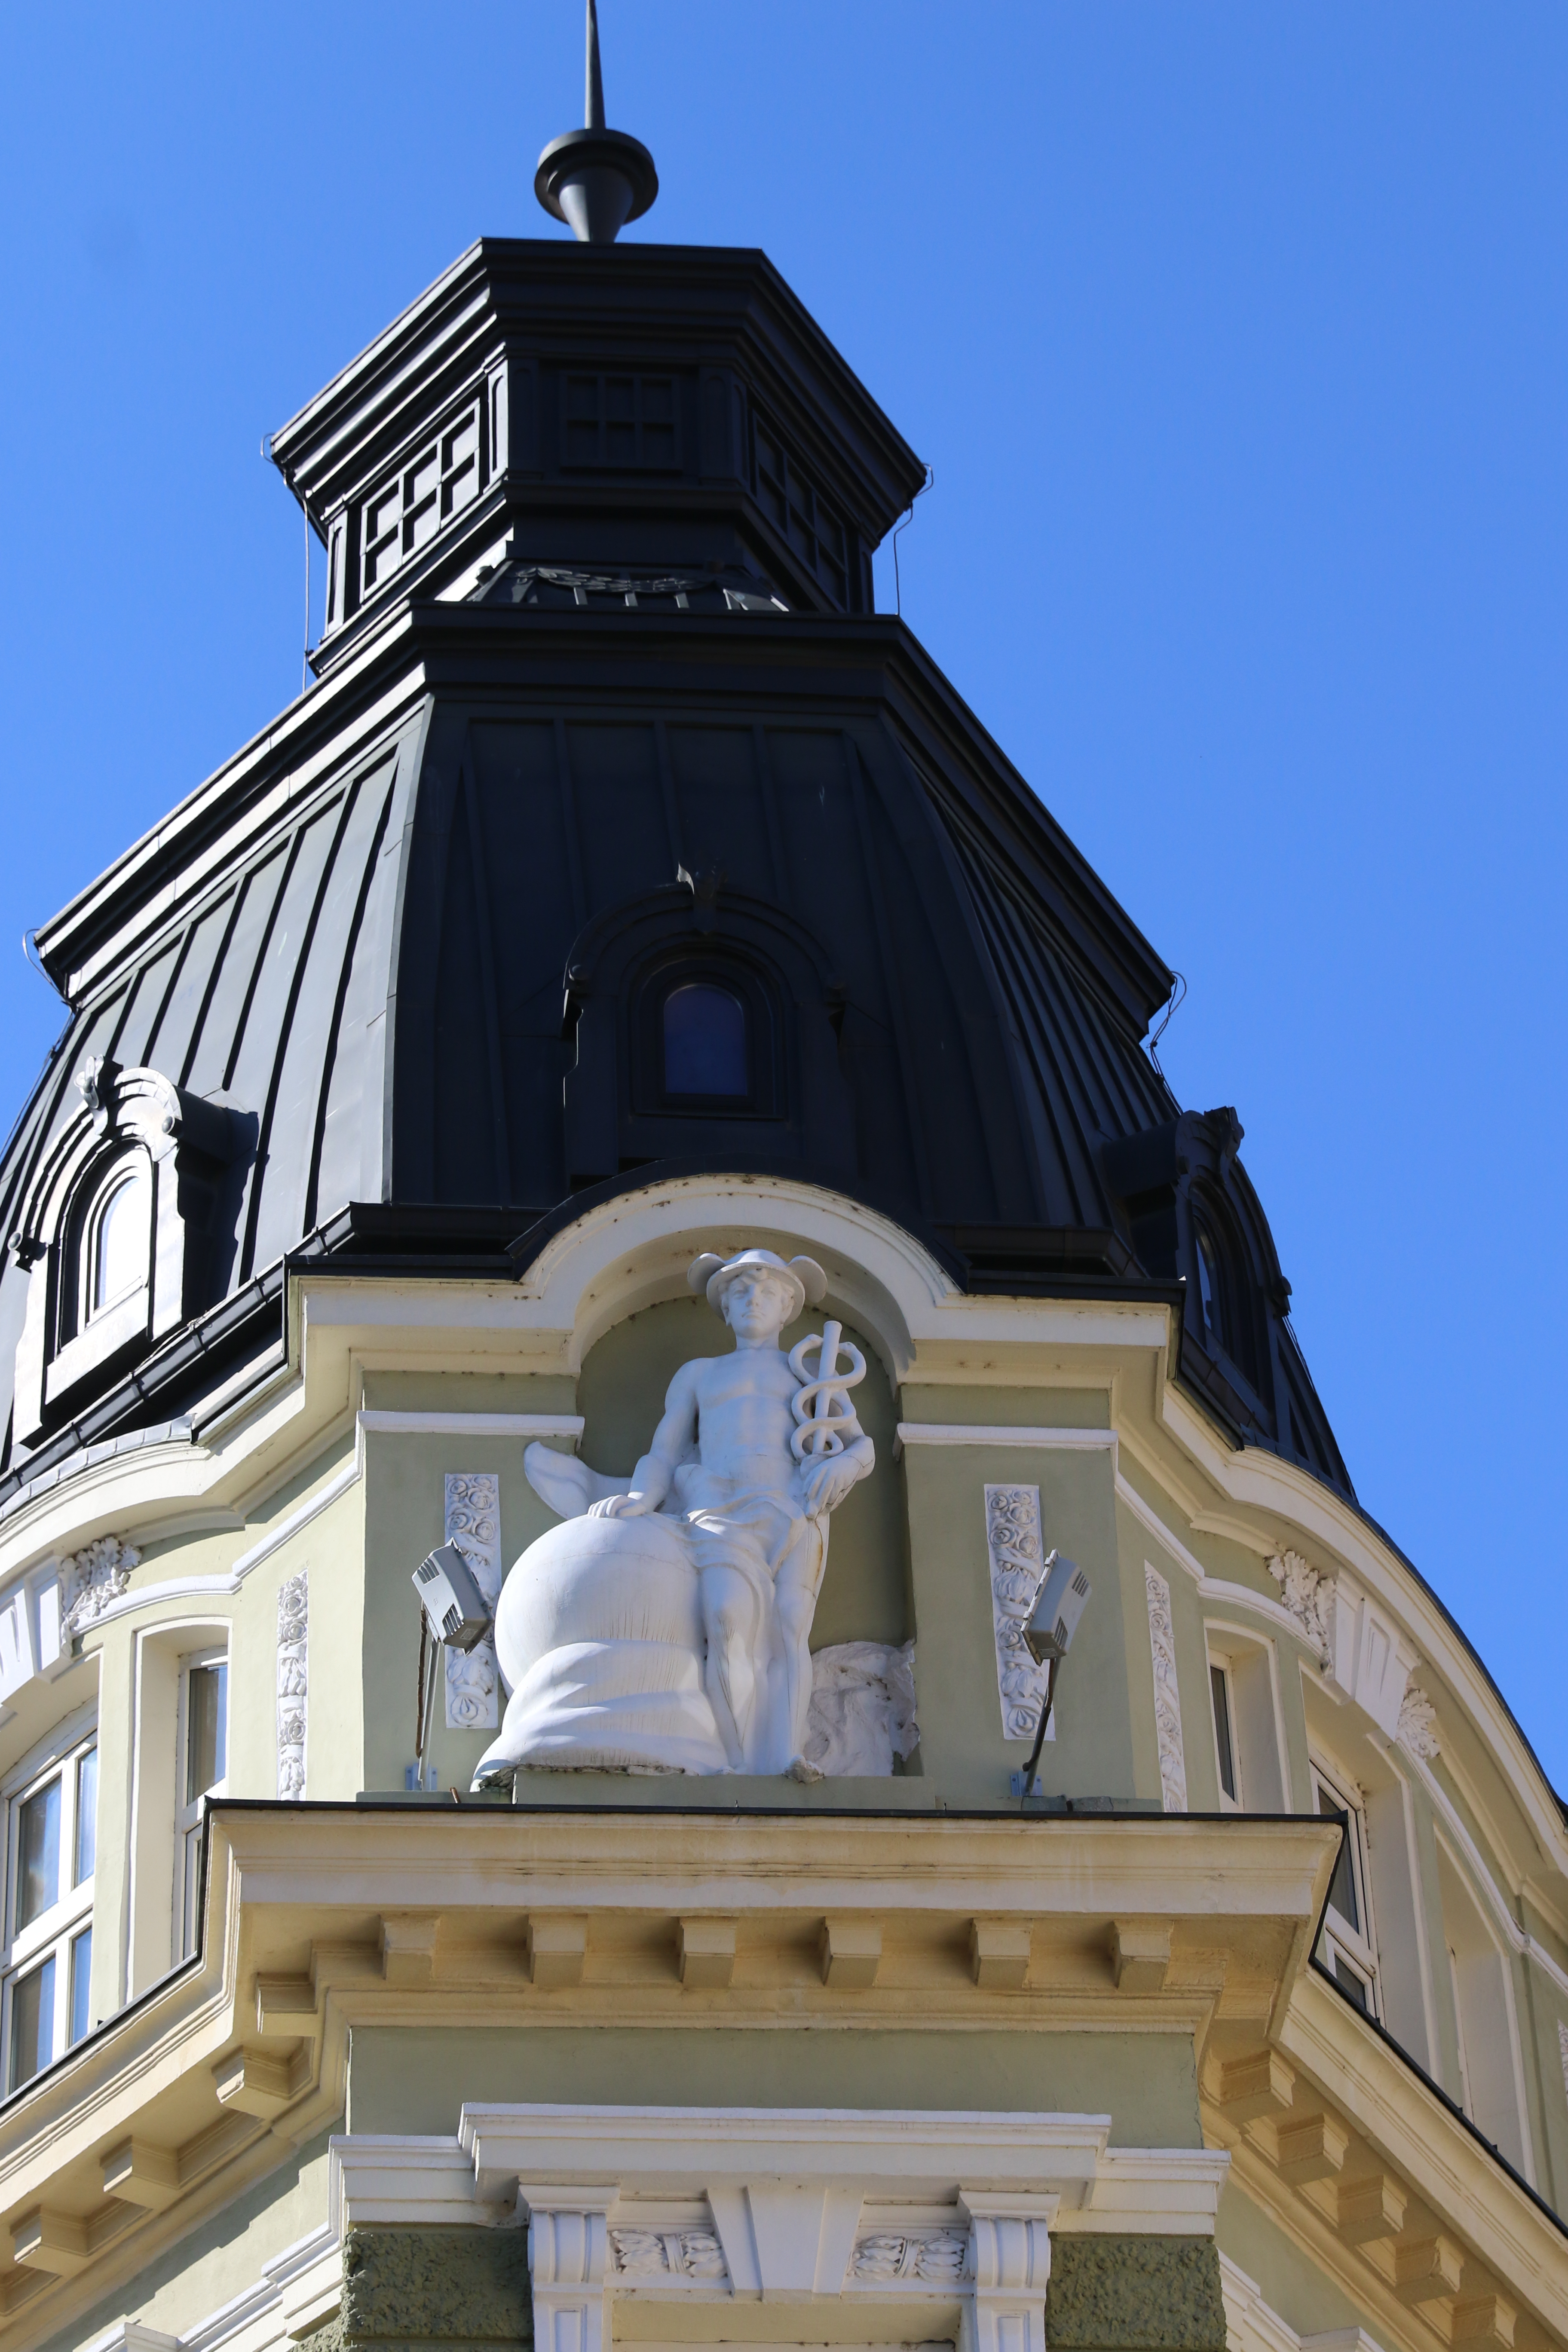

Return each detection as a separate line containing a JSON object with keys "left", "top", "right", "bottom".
{"left": 1144, "top": 1563, "right": 1187, "bottom": 1813}
{"left": 444, "top": 1473, "right": 502, "bottom": 1730}
{"left": 609, "top": 2226, "right": 727, "bottom": 2280}
{"left": 985, "top": 1485, "right": 1054, "bottom": 1743}
{"left": 851, "top": 2227, "right": 969, "bottom": 2282}
{"left": 277, "top": 1570, "right": 308, "bottom": 1800}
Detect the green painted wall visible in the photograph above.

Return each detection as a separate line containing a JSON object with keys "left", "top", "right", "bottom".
{"left": 340, "top": 2228, "right": 531, "bottom": 2349}
{"left": 1047, "top": 2237, "right": 1226, "bottom": 2351}
{"left": 346, "top": 2025, "right": 1204, "bottom": 2147}
{"left": 1216, "top": 2180, "right": 1370, "bottom": 2336}
{"left": 359, "top": 1373, "right": 578, "bottom": 1794}
{"left": 901, "top": 1439, "right": 1144, "bottom": 1808}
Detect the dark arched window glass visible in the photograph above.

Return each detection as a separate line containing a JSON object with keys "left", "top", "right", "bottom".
{"left": 1195, "top": 1227, "right": 1224, "bottom": 1351}
{"left": 662, "top": 982, "right": 749, "bottom": 1099}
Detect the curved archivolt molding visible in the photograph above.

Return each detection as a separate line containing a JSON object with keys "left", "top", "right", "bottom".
{"left": 517, "top": 1171, "right": 956, "bottom": 1379}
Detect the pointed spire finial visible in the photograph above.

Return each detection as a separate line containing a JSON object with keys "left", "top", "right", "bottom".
{"left": 585, "top": 0, "right": 606, "bottom": 132}
{"left": 536, "top": 0, "right": 658, "bottom": 246}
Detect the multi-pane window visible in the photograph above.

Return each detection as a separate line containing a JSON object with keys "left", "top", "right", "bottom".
{"left": 754, "top": 423, "right": 849, "bottom": 607}
{"left": 361, "top": 406, "right": 481, "bottom": 592}
{"left": 562, "top": 374, "right": 678, "bottom": 469}
{"left": 3, "top": 1727, "right": 98, "bottom": 2093}
{"left": 176, "top": 1654, "right": 228, "bottom": 1960}
{"left": 1311, "top": 1757, "right": 1380, "bottom": 2016}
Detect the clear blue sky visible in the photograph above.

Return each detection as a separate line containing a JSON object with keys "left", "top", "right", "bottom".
{"left": 0, "top": 6, "right": 1563, "bottom": 1785}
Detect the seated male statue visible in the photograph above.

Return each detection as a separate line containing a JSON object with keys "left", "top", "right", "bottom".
{"left": 473, "top": 1246, "right": 876, "bottom": 1785}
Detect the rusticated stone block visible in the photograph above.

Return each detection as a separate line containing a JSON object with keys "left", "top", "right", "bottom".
{"left": 341, "top": 2227, "right": 532, "bottom": 2347}
{"left": 1046, "top": 2236, "right": 1227, "bottom": 2352}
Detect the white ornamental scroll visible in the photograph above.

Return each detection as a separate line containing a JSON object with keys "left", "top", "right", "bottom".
{"left": 444, "top": 1473, "right": 502, "bottom": 1729}
{"left": 1144, "top": 1562, "right": 1187, "bottom": 1813}
{"left": 984, "top": 1484, "right": 1054, "bottom": 1743}
{"left": 276, "top": 1570, "right": 307, "bottom": 1799}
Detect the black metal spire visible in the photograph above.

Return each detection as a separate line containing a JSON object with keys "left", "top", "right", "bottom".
{"left": 585, "top": 0, "right": 606, "bottom": 131}
{"left": 536, "top": 0, "right": 658, "bottom": 246}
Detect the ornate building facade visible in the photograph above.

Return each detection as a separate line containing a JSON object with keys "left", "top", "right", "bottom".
{"left": 0, "top": 36, "right": 1563, "bottom": 2352}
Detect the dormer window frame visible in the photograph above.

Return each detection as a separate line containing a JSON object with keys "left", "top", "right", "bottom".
{"left": 631, "top": 952, "right": 780, "bottom": 1123}
{"left": 9, "top": 1062, "right": 237, "bottom": 1452}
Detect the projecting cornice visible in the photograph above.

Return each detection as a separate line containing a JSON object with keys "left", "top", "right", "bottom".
{"left": 0, "top": 1801, "right": 1335, "bottom": 2351}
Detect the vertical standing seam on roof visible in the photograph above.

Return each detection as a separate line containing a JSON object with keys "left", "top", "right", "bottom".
{"left": 939, "top": 810, "right": 1175, "bottom": 1229}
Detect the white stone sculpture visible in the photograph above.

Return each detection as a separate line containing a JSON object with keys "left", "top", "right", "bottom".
{"left": 61, "top": 1534, "right": 140, "bottom": 1635}
{"left": 802, "top": 1640, "right": 918, "bottom": 1776}
{"left": 1396, "top": 1683, "right": 1440, "bottom": 1761}
{"left": 1268, "top": 1547, "right": 1335, "bottom": 1663}
{"left": 474, "top": 1248, "right": 875, "bottom": 1786}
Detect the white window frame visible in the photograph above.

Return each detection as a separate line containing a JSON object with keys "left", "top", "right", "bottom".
{"left": 1311, "top": 1752, "right": 1381, "bottom": 2018}
{"left": 1207, "top": 1651, "right": 1242, "bottom": 1812}
{"left": 77, "top": 1149, "right": 153, "bottom": 1331}
{"left": 1, "top": 1707, "right": 98, "bottom": 2095}
{"left": 175, "top": 1648, "right": 228, "bottom": 1962}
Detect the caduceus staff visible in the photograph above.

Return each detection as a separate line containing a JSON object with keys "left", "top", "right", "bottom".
{"left": 787, "top": 1318, "right": 867, "bottom": 1479}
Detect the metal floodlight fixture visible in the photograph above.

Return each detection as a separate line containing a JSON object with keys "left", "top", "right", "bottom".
{"left": 1017, "top": 1552, "right": 1092, "bottom": 1807}
{"left": 412, "top": 1543, "right": 493, "bottom": 1654}
{"left": 1021, "top": 1551, "right": 1091, "bottom": 1666}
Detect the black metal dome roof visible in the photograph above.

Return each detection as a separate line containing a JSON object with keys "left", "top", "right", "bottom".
{"left": 0, "top": 239, "right": 1348, "bottom": 1507}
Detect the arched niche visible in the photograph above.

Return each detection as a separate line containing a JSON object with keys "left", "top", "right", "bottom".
{"left": 572, "top": 1288, "right": 909, "bottom": 1656}
{"left": 518, "top": 1173, "right": 948, "bottom": 1384}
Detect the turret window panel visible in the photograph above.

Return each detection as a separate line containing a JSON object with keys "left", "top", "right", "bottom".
{"left": 631, "top": 959, "right": 779, "bottom": 1121}
{"left": 176, "top": 1652, "right": 228, "bottom": 1960}
{"left": 2, "top": 1722, "right": 98, "bottom": 2092}
{"left": 1311, "top": 1756, "right": 1380, "bottom": 2016}
{"left": 663, "top": 982, "right": 749, "bottom": 1101}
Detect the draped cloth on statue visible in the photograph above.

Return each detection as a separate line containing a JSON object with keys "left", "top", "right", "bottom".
{"left": 485, "top": 1455, "right": 826, "bottom": 1778}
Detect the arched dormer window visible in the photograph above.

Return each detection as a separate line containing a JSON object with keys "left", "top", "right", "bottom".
{"left": 560, "top": 879, "right": 854, "bottom": 1189}
{"left": 1191, "top": 1201, "right": 1259, "bottom": 1391}
{"left": 662, "top": 980, "right": 749, "bottom": 1102}
{"left": 633, "top": 957, "right": 777, "bottom": 1120}
{"left": 80, "top": 1154, "right": 152, "bottom": 1327}
{"left": 9, "top": 1061, "right": 240, "bottom": 1452}
{"left": 1195, "top": 1226, "right": 1225, "bottom": 1354}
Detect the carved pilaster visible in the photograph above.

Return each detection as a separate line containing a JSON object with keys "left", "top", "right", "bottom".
{"left": 959, "top": 2193, "right": 1056, "bottom": 2352}
{"left": 523, "top": 2190, "right": 615, "bottom": 2352}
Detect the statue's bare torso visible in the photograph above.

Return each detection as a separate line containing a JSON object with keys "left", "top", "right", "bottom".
{"left": 666, "top": 1346, "right": 805, "bottom": 1516}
